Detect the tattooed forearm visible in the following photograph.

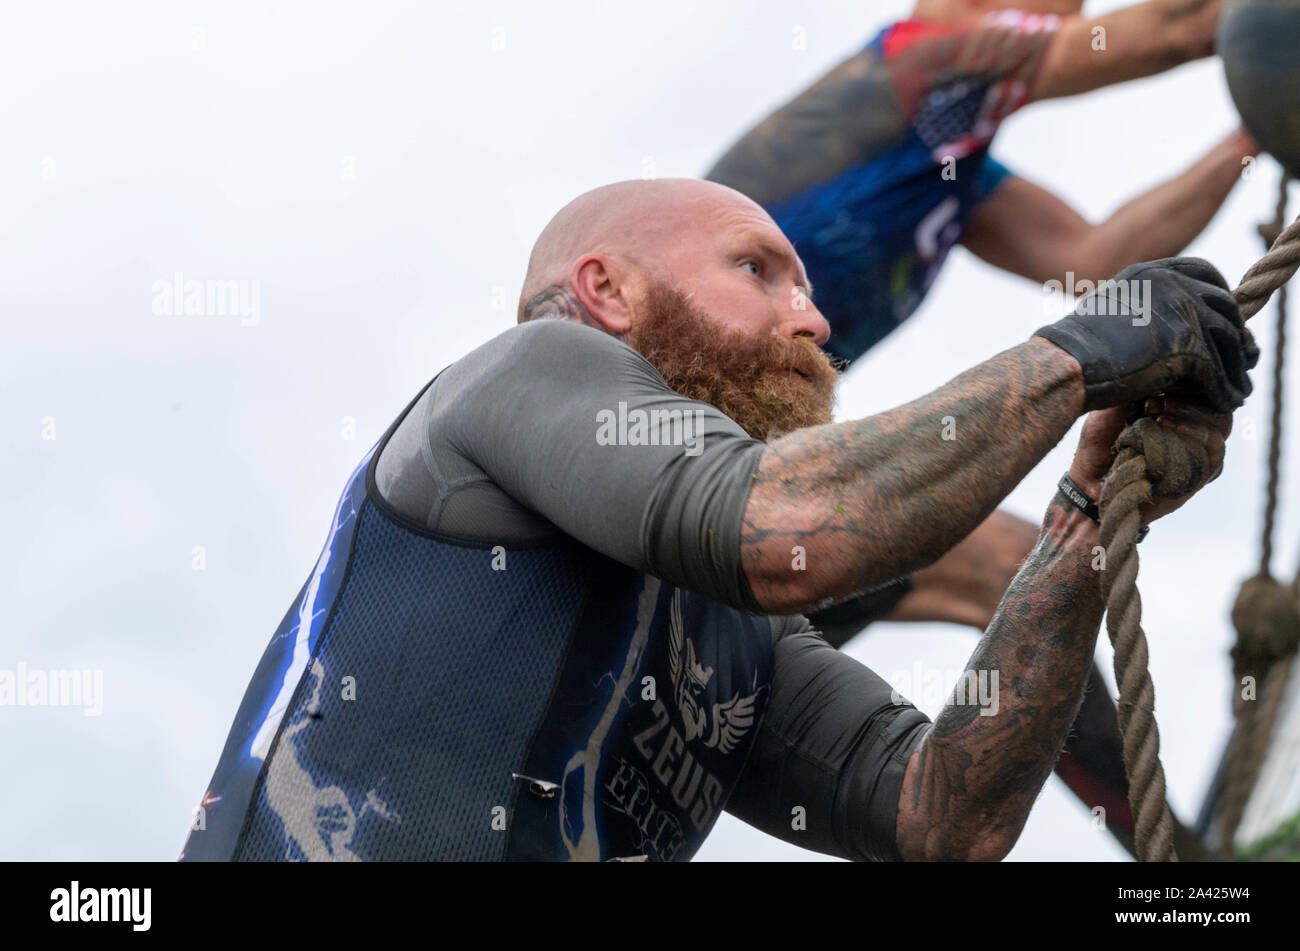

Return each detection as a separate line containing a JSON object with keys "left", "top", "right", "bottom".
{"left": 741, "top": 337, "right": 1083, "bottom": 613}
{"left": 519, "top": 284, "right": 598, "bottom": 327}
{"left": 894, "top": 494, "right": 1106, "bottom": 861}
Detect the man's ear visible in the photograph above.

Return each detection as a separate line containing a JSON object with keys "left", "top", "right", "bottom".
{"left": 569, "top": 253, "right": 635, "bottom": 337}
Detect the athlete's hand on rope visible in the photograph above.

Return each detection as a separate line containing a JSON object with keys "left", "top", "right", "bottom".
{"left": 1035, "top": 257, "right": 1260, "bottom": 414}
{"left": 1067, "top": 395, "right": 1232, "bottom": 524}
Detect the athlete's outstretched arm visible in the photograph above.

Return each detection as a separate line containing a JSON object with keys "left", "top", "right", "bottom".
{"left": 742, "top": 256, "right": 1253, "bottom": 616}
{"left": 961, "top": 128, "right": 1258, "bottom": 289}
{"left": 1028, "top": 0, "right": 1223, "bottom": 102}
{"left": 741, "top": 338, "right": 1083, "bottom": 614}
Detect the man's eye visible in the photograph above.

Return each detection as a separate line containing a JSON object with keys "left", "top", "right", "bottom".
{"left": 740, "top": 260, "right": 761, "bottom": 276}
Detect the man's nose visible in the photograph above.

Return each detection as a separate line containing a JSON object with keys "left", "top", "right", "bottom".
{"left": 783, "top": 297, "right": 831, "bottom": 348}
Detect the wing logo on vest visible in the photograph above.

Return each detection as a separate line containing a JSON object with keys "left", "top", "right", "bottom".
{"left": 668, "top": 588, "right": 758, "bottom": 753}
{"left": 598, "top": 589, "right": 766, "bottom": 860}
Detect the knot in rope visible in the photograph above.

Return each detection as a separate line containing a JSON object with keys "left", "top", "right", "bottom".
{"left": 1114, "top": 417, "right": 1211, "bottom": 500}
{"left": 1231, "top": 574, "right": 1300, "bottom": 682}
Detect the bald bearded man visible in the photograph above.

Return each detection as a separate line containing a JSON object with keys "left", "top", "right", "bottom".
{"left": 181, "top": 179, "right": 1253, "bottom": 862}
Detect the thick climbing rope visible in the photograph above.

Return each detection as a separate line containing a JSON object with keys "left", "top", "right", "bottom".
{"left": 1098, "top": 171, "right": 1300, "bottom": 863}
{"left": 1216, "top": 174, "right": 1300, "bottom": 859}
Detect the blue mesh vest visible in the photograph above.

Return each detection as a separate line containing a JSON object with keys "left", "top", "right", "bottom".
{"left": 180, "top": 380, "right": 775, "bottom": 861}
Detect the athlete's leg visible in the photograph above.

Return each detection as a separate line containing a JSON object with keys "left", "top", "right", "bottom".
{"left": 887, "top": 510, "right": 1039, "bottom": 629}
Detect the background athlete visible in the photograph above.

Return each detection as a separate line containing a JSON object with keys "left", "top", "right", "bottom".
{"left": 706, "top": 0, "right": 1257, "bottom": 855}
{"left": 182, "top": 178, "right": 1253, "bottom": 862}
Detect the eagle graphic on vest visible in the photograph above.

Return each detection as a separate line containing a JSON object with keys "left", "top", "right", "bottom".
{"left": 666, "top": 589, "right": 759, "bottom": 754}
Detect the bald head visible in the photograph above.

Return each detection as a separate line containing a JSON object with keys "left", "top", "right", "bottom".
{"left": 512, "top": 177, "right": 836, "bottom": 440}
{"left": 517, "top": 178, "right": 775, "bottom": 321}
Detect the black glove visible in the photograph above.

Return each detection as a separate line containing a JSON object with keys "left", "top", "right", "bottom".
{"left": 1033, "top": 257, "right": 1260, "bottom": 414}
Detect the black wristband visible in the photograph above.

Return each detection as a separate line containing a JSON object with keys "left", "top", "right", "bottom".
{"left": 1057, "top": 473, "right": 1150, "bottom": 543}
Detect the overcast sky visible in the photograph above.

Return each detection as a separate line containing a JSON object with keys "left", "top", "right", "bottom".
{"left": 3, "top": 0, "right": 1297, "bottom": 862}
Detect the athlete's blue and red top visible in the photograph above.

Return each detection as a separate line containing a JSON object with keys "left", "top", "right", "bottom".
{"left": 707, "top": 11, "right": 1060, "bottom": 363}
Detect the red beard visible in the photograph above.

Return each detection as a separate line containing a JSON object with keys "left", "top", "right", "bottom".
{"left": 627, "top": 282, "right": 840, "bottom": 442}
